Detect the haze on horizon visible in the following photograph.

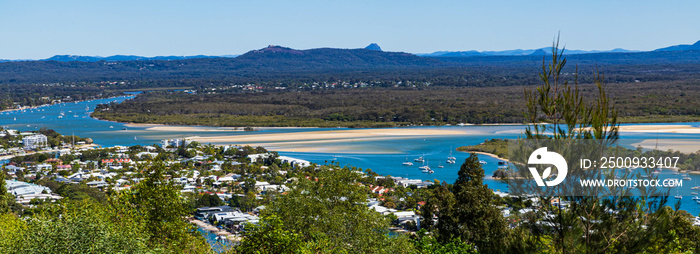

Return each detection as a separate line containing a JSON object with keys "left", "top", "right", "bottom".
{"left": 0, "top": 0, "right": 698, "bottom": 60}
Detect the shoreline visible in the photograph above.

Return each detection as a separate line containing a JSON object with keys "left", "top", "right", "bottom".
{"left": 85, "top": 116, "right": 700, "bottom": 133}
{"left": 459, "top": 150, "right": 510, "bottom": 163}
{"left": 186, "top": 128, "right": 468, "bottom": 143}
{"left": 3, "top": 95, "right": 133, "bottom": 115}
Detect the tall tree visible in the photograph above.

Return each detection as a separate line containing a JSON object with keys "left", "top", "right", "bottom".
{"left": 116, "top": 162, "right": 210, "bottom": 253}
{"left": 515, "top": 37, "right": 673, "bottom": 253}
{"left": 435, "top": 153, "right": 508, "bottom": 253}
{"left": 265, "top": 166, "right": 415, "bottom": 253}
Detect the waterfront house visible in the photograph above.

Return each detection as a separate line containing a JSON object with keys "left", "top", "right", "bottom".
{"left": 277, "top": 156, "right": 311, "bottom": 168}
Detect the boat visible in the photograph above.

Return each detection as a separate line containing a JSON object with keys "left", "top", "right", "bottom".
{"left": 498, "top": 161, "right": 507, "bottom": 166}
{"left": 447, "top": 147, "right": 457, "bottom": 161}
{"left": 109, "top": 126, "right": 114, "bottom": 129}
{"left": 438, "top": 163, "right": 444, "bottom": 168}
{"left": 693, "top": 196, "right": 700, "bottom": 200}
{"left": 446, "top": 159, "right": 456, "bottom": 164}
{"left": 684, "top": 177, "right": 692, "bottom": 181}
{"left": 414, "top": 156, "right": 424, "bottom": 163}
{"left": 403, "top": 161, "right": 413, "bottom": 166}
{"left": 479, "top": 160, "right": 487, "bottom": 164}
{"left": 122, "top": 127, "right": 128, "bottom": 130}
{"left": 675, "top": 195, "right": 683, "bottom": 199}
{"left": 134, "top": 136, "right": 138, "bottom": 140}
{"left": 419, "top": 160, "right": 430, "bottom": 171}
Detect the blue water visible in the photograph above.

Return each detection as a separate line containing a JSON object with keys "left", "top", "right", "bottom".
{"left": 197, "top": 228, "right": 232, "bottom": 253}
{"left": 2, "top": 98, "right": 700, "bottom": 215}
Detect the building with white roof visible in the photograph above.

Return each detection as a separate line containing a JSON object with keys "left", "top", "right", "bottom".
{"left": 22, "top": 134, "right": 48, "bottom": 150}
{"left": 5, "top": 180, "right": 51, "bottom": 196}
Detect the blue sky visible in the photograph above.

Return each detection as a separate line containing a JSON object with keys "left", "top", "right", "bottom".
{"left": 0, "top": 0, "right": 698, "bottom": 59}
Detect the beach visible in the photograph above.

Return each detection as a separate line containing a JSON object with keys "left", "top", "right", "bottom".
{"left": 186, "top": 128, "right": 468, "bottom": 153}
{"left": 188, "top": 128, "right": 466, "bottom": 142}
{"left": 631, "top": 139, "right": 700, "bottom": 154}
{"left": 617, "top": 124, "right": 700, "bottom": 134}
{"left": 125, "top": 123, "right": 248, "bottom": 132}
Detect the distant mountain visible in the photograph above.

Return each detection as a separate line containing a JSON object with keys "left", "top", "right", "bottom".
{"left": 364, "top": 43, "right": 382, "bottom": 51}
{"left": 654, "top": 40, "right": 700, "bottom": 51}
{"left": 529, "top": 49, "right": 548, "bottom": 56}
{"left": 420, "top": 47, "right": 640, "bottom": 57}
{"left": 235, "top": 45, "right": 440, "bottom": 70}
{"left": 2, "top": 44, "right": 700, "bottom": 85}
{"left": 43, "top": 54, "right": 233, "bottom": 62}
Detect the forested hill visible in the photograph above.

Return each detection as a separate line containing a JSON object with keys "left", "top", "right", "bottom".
{"left": 235, "top": 45, "right": 443, "bottom": 70}
{"left": 2, "top": 45, "right": 700, "bottom": 85}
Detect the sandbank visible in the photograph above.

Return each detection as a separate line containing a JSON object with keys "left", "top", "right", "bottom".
{"left": 187, "top": 128, "right": 467, "bottom": 144}
{"left": 630, "top": 139, "right": 700, "bottom": 154}
{"left": 617, "top": 124, "right": 700, "bottom": 134}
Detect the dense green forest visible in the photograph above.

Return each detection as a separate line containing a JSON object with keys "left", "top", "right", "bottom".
{"left": 92, "top": 80, "right": 700, "bottom": 127}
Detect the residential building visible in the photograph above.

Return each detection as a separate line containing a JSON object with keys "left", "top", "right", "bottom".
{"left": 22, "top": 134, "right": 48, "bottom": 150}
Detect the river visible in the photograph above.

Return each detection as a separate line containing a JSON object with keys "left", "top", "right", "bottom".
{"left": 2, "top": 96, "right": 700, "bottom": 215}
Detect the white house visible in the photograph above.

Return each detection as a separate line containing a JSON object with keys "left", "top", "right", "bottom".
{"left": 277, "top": 156, "right": 311, "bottom": 168}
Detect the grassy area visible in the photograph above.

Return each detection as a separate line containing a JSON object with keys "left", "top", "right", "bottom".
{"left": 457, "top": 139, "right": 509, "bottom": 159}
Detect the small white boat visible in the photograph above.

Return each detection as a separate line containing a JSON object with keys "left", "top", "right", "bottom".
{"left": 403, "top": 161, "right": 413, "bottom": 166}
{"left": 479, "top": 160, "right": 487, "bottom": 164}
{"left": 414, "top": 157, "right": 424, "bottom": 163}
{"left": 109, "top": 126, "right": 114, "bottom": 128}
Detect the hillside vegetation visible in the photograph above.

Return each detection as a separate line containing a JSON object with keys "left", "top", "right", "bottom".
{"left": 92, "top": 81, "right": 700, "bottom": 127}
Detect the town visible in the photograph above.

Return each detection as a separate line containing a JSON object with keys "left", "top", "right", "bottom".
{"left": 2, "top": 129, "right": 452, "bottom": 246}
